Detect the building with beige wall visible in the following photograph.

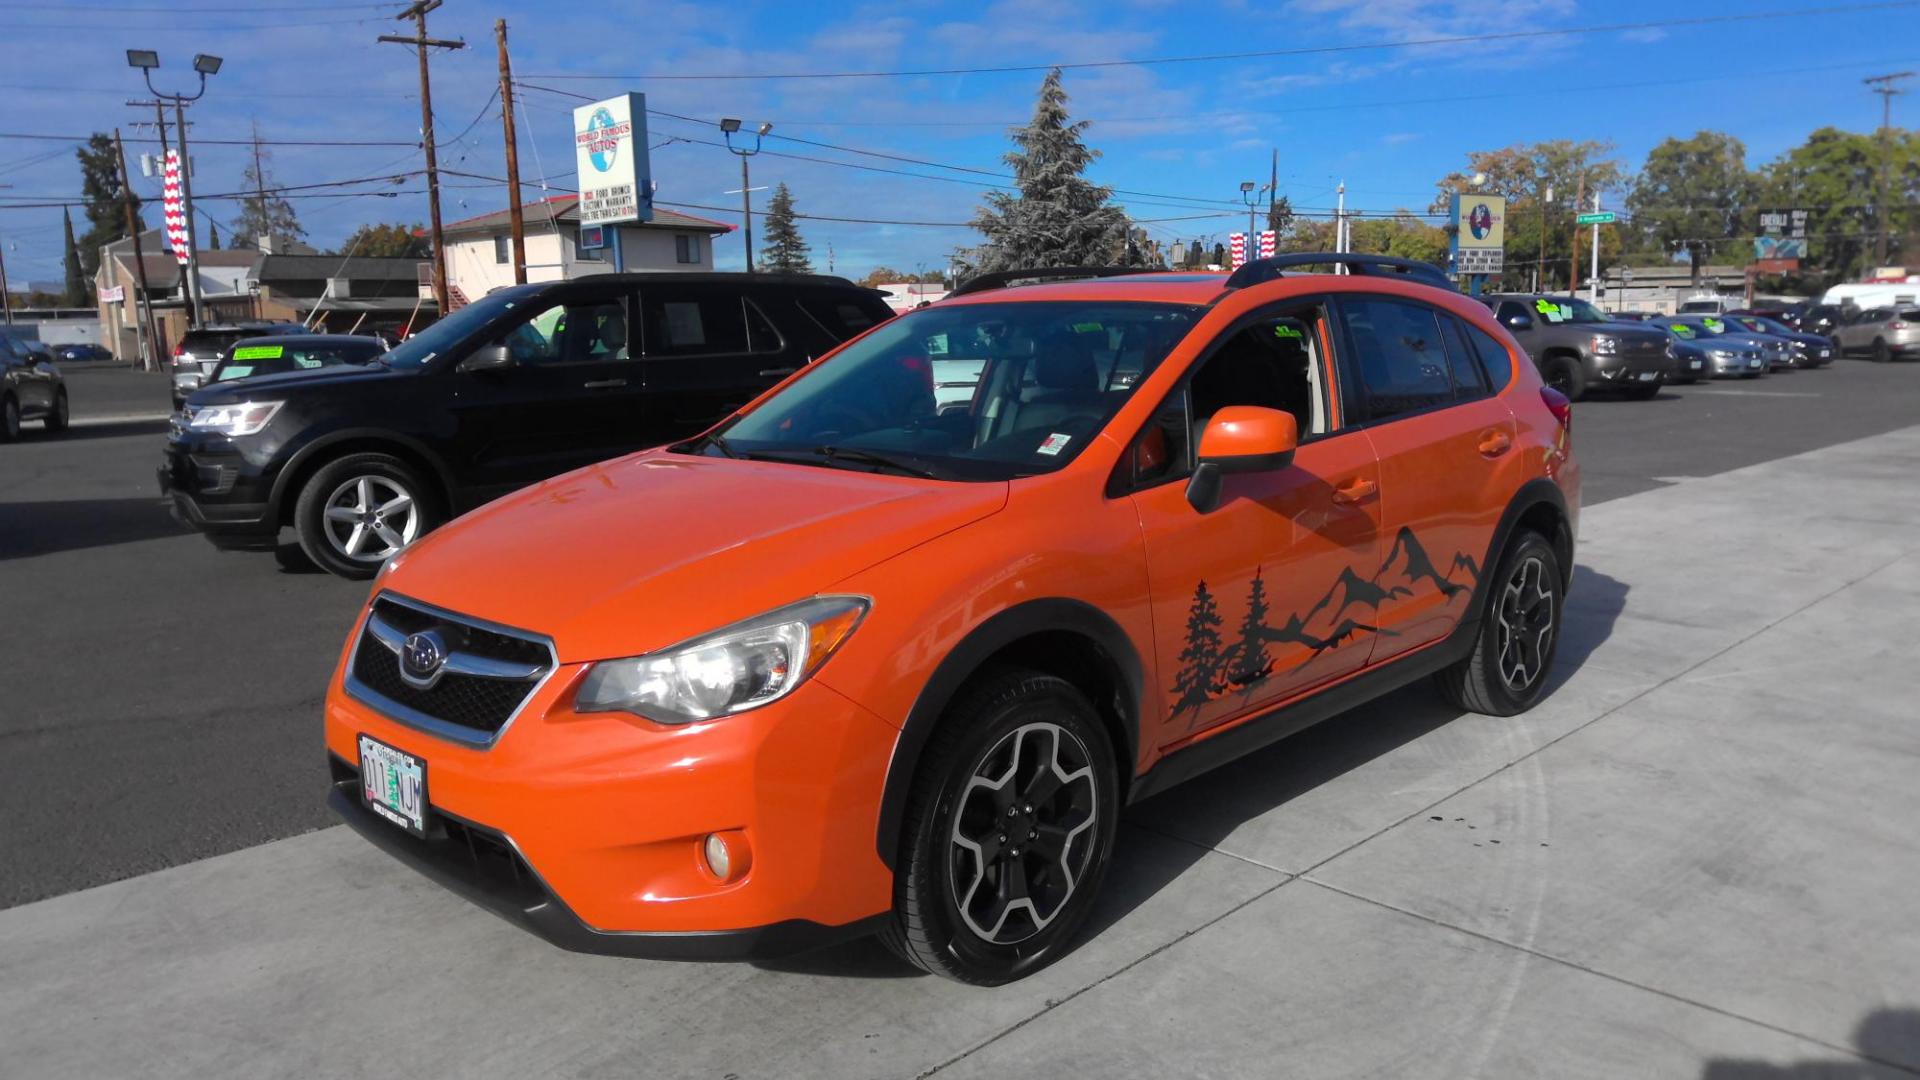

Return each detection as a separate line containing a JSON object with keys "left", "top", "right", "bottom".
{"left": 439, "top": 196, "right": 732, "bottom": 308}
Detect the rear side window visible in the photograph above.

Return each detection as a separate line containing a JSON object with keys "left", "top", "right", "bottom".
{"left": 1460, "top": 322, "right": 1515, "bottom": 389}
{"left": 1437, "top": 315, "right": 1489, "bottom": 397}
{"left": 1901, "top": 310, "right": 1920, "bottom": 322}
{"left": 796, "top": 294, "right": 888, "bottom": 342}
{"left": 640, "top": 289, "right": 749, "bottom": 357}
{"left": 1338, "top": 297, "right": 1454, "bottom": 421}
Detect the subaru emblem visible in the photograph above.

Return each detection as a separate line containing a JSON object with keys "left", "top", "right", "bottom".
{"left": 400, "top": 629, "right": 448, "bottom": 688}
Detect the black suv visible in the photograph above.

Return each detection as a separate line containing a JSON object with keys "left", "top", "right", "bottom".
{"left": 160, "top": 273, "right": 892, "bottom": 577}
{"left": 2, "top": 329, "right": 67, "bottom": 440}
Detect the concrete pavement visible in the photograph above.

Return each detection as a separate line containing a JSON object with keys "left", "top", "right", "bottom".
{"left": 4, "top": 424, "right": 1919, "bottom": 1076}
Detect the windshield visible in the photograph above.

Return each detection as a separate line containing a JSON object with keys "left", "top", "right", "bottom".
{"left": 1529, "top": 297, "right": 1610, "bottom": 324}
{"left": 1732, "top": 315, "right": 1790, "bottom": 335}
{"left": 213, "top": 341, "right": 382, "bottom": 382}
{"left": 694, "top": 301, "right": 1202, "bottom": 481}
{"left": 381, "top": 286, "right": 541, "bottom": 370}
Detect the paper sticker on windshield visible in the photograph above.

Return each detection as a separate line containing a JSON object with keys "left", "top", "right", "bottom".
{"left": 295, "top": 356, "right": 324, "bottom": 369}
{"left": 1670, "top": 324, "right": 1696, "bottom": 338}
{"left": 1072, "top": 322, "right": 1103, "bottom": 333}
{"left": 1272, "top": 324, "right": 1304, "bottom": 340}
{"left": 1702, "top": 317, "right": 1724, "bottom": 331}
{"left": 232, "top": 345, "right": 284, "bottom": 360}
{"left": 1037, "top": 433, "right": 1072, "bottom": 456}
{"left": 222, "top": 364, "right": 253, "bottom": 378}
{"left": 1533, "top": 299, "right": 1571, "bottom": 323}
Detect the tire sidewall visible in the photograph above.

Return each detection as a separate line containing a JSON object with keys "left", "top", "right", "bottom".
{"left": 1548, "top": 356, "right": 1586, "bottom": 401}
{"left": 294, "top": 453, "right": 438, "bottom": 579}
{"left": 903, "top": 677, "right": 1119, "bottom": 984}
{"left": 45, "top": 390, "right": 68, "bottom": 432}
{"left": 1474, "top": 531, "right": 1565, "bottom": 713}
{"left": 1, "top": 395, "right": 18, "bottom": 441}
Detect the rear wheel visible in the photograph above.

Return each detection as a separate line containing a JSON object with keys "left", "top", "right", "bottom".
{"left": 1543, "top": 356, "right": 1585, "bottom": 401}
{"left": 881, "top": 669, "right": 1119, "bottom": 985}
{"left": 1435, "top": 530, "right": 1564, "bottom": 716}
{"left": 1873, "top": 338, "right": 1891, "bottom": 364}
{"left": 0, "top": 395, "right": 18, "bottom": 442}
{"left": 293, "top": 452, "right": 440, "bottom": 579}
{"left": 43, "top": 389, "right": 68, "bottom": 433}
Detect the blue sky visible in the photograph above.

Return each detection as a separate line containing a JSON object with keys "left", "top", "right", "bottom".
{"left": 0, "top": 0, "right": 1914, "bottom": 289}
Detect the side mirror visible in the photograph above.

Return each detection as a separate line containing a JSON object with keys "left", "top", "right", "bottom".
{"left": 457, "top": 342, "right": 514, "bottom": 373}
{"left": 1185, "top": 406, "right": 1299, "bottom": 513}
{"left": 1503, "top": 312, "right": 1534, "bottom": 331}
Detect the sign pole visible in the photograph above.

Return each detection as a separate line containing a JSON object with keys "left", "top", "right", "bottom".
{"left": 1589, "top": 193, "right": 1601, "bottom": 304}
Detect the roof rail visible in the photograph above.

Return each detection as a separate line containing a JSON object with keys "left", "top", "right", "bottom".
{"left": 949, "top": 265, "right": 1158, "bottom": 298}
{"left": 1224, "top": 252, "right": 1455, "bottom": 291}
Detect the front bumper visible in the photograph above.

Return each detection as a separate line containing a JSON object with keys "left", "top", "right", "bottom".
{"left": 158, "top": 430, "right": 280, "bottom": 547}
{"left": 1591, "top": 350, "right": 1671, "bottom": 387}
{"left": 1708, "top": 353, "right": 1768, "bottom": 378}
{"left": 323, "top": 648, "right": 901, "bottom": 953}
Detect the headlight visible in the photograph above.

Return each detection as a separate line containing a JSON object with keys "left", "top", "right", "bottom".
{"left": 574, "top": 596, "right": 868, "bottom": 724}
{"left": 185, "top": 400, "right": 283, "bottom": 436}
{"left": 1591, "top": 336, "right": 1619, "bottom": 354}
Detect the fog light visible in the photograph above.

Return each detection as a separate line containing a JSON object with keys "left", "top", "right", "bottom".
{"left": 703, "top": 831, "right": 750, "bottom": 882}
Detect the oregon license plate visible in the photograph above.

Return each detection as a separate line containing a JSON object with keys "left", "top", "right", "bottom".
{"left": 1637, "top": 371, "right": 1656, "bottom": 381}
{"left": 360, "top": 735, "right": 427, "bottom": 837}
{"left": 1690, "top": 359, "right": 1704, "bottom": 369}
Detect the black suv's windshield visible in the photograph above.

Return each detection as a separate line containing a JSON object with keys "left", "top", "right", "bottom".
{"left": 382, "top": 285, "right": 542, "bottom": 370}
{"left": 692, "top": 300, "right": 1202, "bottom": 481}
{"left": 1528, "top": 297, "right": 1610, "bottom": 324}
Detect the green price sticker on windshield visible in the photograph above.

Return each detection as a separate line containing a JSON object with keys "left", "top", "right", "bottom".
{"left": 1072, "top": 322, "right": 1103, "bottom": 333}
{"left": 1533, "top": 299, "right": 1570, "bottom": 322}
{"left": 1670, "top": 324, "right": 1695, "bottom": 338}
{"left": 1702, "top": 317, "right": 1723, "bottom": 331}
{"left": 1272, "top": 324, "right": 1304, "bottom": 340}
{"left": 232, "top": 345, "right": 284, "bottom": 361}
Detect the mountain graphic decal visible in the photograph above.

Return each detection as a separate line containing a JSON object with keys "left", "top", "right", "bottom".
{"left": 1171, "top": 528, "right": 1479, "bottom": 721}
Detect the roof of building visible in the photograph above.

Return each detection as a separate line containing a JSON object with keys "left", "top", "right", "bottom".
{"left": 258, "top": 254, "right": 424, "bottom": 282}
{"left": 440, "top": 195, "right": 732, "bottom": 238}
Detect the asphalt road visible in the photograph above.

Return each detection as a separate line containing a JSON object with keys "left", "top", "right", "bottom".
{"left": 2, "top": 357, "right": 1917, "bottom": 908}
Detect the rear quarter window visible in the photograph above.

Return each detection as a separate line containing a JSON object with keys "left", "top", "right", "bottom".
{"left": 796, "top": 292, "right": 891, "bottom": 342}
{"left": 1461, "top": 322, "right": 1516, "bottom": 389}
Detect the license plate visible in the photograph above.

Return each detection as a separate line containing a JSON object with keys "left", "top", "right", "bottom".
{"left": 1749, "top": 359, "right": 1763, "bottom": 369}
{"left": 360, "top": 735, "right": 428, "bottom": 837}
{"left": 1637, "top": 371, "right": 1656, "bottom": 381}
{"left": 1690, "top": 360, "right": 1703, "bottom": 369}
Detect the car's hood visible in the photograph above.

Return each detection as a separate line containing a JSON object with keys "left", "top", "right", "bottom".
{"left": 1590, "top": 322, "right": 1670, "bottom": 344}
{"left": 188, "top": 363, "right": 402, "bottom": 405}
{"left": 383, "top": 451, "right": 1009, "bottom": 663}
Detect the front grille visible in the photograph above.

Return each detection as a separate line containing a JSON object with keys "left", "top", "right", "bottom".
{"left": 346, "top": 594, "right": 554, "bottom": 744}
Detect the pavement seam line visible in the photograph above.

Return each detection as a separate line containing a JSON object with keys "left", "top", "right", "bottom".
{"left": 1298, "top": 877, "right": 1920, "bottom": 1076}
{"left": 915, "top": 872, "right": 1293, "bottom": 1079}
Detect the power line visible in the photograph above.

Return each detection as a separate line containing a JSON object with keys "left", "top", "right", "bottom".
{"left": 521, "top": 2, "right": 1918, "bottom": 82}
{"left": 0, "top": 131, "right": 417, "bottom": 147}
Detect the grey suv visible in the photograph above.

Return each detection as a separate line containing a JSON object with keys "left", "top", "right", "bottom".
{"left": 170, "top": 322, "right": 309, "bottom": 409}
{"left": 1480, "top": 294, "right": 1673, "bottom": 400}
{"left": 1834, "top": 306, "right": 1920, "bottom": 362}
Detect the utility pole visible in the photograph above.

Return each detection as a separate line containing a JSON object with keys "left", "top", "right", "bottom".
{"left": 114, "top": 129, "right": 160, "bottom": 369}
{"left": 1864, "top": 71, "right": 1913, "bottom": 269}
{"left": 1589, "top": 191, "right": 1601, "bottom": 303}
{"left": 1335, "top": 181, "right": 1347, "bottom": 258}
{"left": 380, "top": 0, "right": 465, "bottom": 316}
{"left": 495, "top": 19, "right": 526, "bottom": 284}
{"left": 0, "top": 228, "right": 11, "bottom": 326}
{"left": 172, "top": 96, "right": 204, "bottom": 325}
{"left": 1569, "top": 174, "right": 1584, "bottom": 297}
{"left": 249, "top": 121, "right": 270, "bottom": 250}
{"left": 1539, "top": 181, "right": 1552, "bottom": 291}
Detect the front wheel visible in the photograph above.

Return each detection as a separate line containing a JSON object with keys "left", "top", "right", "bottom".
{"left": 1434, "top": 530, "right": 1565, "bottom": 716}
{"left": 1544, "top": 356, "right": 1586, "bottom": 401}
{"left": 43, "top": 389, "right": 68, "bottom": 433}
{"left": 881, "top": 670, "right": 1119, "bottom": 985}
{"left": 293, "top": 452, "right": 440, "bottom": 579}
{"left": 0, "top": 395, "right": 18, "bottom": 443}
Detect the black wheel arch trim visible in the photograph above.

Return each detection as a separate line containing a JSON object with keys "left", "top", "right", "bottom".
{"left": 268, "top": 428, "right": 456, "bottom": 523}
{"left": 873, "top": 597, "right": 1144, "bottom": 870}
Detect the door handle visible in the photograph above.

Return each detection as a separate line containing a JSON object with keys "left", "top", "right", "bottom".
{"left": 1478, "top": 430, "right": 1512, "bottom": 457}
{"left": 758, "top": 367, "right": 798, "bottom": 377}
{"left": 1332, "top": 477, "right": 1377, "bottom": 504}
{"left": 582, "top": 378, "right": 628, "bottom": 390}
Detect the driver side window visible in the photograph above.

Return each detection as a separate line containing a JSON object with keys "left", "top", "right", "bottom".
{"left": 499, "top": 298, "right": 630, "bottom": 366}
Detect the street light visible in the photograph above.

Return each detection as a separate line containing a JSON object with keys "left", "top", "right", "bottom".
{"left": 127, "top": 47, "right": 221, "bottom": 328}
{"left": 1239, "top": 180, "right": 1270, "bottom": 259}
{"left": 721, "top": 118, "right": 772, "bottom": 272}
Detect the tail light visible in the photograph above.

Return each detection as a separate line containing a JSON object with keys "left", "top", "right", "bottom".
{"left": 173, "top": 341, "right": 185, "bottom": 357}
{"left": 1540, "top": 386, "right": 1572, "bottom": 428}
{"left": 1892, "top": 322, "right": 1908, "bottom": 330}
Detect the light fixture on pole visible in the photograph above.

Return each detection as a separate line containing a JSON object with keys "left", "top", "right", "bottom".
{"left": 127, "top": 47, "right": 221, "bottom": 329}
{"left": 722, "top": 118, "right": 772, "bottom": 272}
{"left": 1238, "top": 180, "right": 1271, "bottom": 250}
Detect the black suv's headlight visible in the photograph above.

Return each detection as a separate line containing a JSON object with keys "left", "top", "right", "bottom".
{"left": 184, "top": 400, "right": 283, "bottom": 437}
{"left": 574, "top": 596, "right": 868, "bottom": 724}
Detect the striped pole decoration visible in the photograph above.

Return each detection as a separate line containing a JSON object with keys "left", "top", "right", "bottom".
{"left": 162, "top": 150, "right": 190, "bottom": 266}
{"left": 1258, "top": 230, "right": 1277, "bottom": 259}
{"left": 1228, "top": 232, "right": 1247, "bottom": 269}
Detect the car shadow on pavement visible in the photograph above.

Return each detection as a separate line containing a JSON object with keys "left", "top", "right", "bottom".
{"left": 1700, "top": 1007, "right": 1920, "bottom": 1077}
{"left": 0, "top": 497, "right": 190, "bottom": 559}
{"left": 765, "top": 564, "right": 1632, "bottom": 980}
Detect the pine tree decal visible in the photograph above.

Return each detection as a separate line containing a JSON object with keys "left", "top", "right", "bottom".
{"left": 1171, "top": 580, "right": 1226, "bottom": 716}
{"left": 1226, "top": 568, "right": 1274, "bottom": 690}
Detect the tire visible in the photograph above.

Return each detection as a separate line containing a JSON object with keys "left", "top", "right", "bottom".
{"left": 1434, "top": 529, "right": 1564, "bottom": 717}
{"left": 1622, "top": 382, "right": 1661, "bottom": 400}
{"left": 42, "top": 389, "right": 68, "bottom": 433}
{"left": 1873, "top": 338, "right": 1891, "bottom": 364}
{"left": 880, "top": 669, "right": 1120, "bottom": 985}
{"left": 1544, "top": 356, "right": 1586, "bottom": 401}
{"left": 0, "top": 394, "right": 18, "bottom": 443}
{"left": 293, "top": 452, "right": 440, "bottom": 579}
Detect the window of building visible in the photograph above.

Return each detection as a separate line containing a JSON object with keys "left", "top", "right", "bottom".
{"left": 574, "top": 229, "right": 605, "bottom": 262}
{"left": 492, "top": 235, "right": 509, "bottom": 264}
{"left": 675, "top": 234, "right": 702, "bottom": 264}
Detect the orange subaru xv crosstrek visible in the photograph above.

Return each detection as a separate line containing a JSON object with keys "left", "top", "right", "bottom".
{"left": 326, "top": 255, "right": 1580, "bottom": 985}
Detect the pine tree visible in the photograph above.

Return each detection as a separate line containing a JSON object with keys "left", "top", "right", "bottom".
{"left": 208, "top": 222, "right": 221, "bottom": 249}
{"left": 1171, "top": 581, "right": 1226, "bottom": 716}
{"left": 75, "top": 133, "right": 135, "bottom": 278}
{"left": 233, "top": 126, "right": 306, "bottom": 251}
{"left": 962, "top": 68, "right": 1128, "bottom": 273}
{"left": 61, "top": 207, "right": 87, "bottom": 306}
{"left": 757, "top": 182, "right": 813, "bottom": 273}
{"left": 1227, "top": 569, "right": 1274, "bottom": 689}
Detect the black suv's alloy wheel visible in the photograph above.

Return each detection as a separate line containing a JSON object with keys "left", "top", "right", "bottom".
{"left": 294, "top": 452, "right": 440, "bottom": 579}
{"left": 883, "top": 670, "right": 1118, "bottom": 985}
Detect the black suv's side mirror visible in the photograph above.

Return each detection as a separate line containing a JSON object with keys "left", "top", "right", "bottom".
{"left": 457, "top": 343, "right": 514, "bottom": 373}
{"left": 1503, "top": 311, "right": 1534, "bottom": 331}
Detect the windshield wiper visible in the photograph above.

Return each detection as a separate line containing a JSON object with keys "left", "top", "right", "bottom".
{"left": 810, "top": 445, "right": 943, "bottom": 479}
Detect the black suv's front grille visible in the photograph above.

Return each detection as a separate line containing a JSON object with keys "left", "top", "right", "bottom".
{"left": 346, "top": 594, "right": 554, "bottom": 744}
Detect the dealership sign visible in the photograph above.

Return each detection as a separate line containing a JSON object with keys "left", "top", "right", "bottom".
{"left": 1450, "top": 193, "right": 1506, "bottom": 275}
{"left": 572, "top": 92, "right": 652, "bottom": 226}
{"left": 1758, "top": 208, "right": 1810, "bottom": 239}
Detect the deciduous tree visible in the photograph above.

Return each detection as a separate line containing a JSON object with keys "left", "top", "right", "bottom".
{"left": 338, "top": 222, "right": 428, "bottom": 259}
{"left": 1628, "top": 131, "right": 1756, "bottom": 285}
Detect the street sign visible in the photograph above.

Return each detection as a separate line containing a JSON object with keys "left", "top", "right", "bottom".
{"left": 573, "top": 92, "right": 652, "bottom": 226}
{"left": 1622, "top": 267, "right": 1634, "bottom": 284}
{"left": 1576, "top": 211, "right": 1617, "bottom": 225}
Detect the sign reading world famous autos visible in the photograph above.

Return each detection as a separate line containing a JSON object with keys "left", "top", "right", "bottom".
{"left": 1450, "top": 192, "right": 1506, "bottom": 275}
{"left": 573, "top": 92, "right": 653, "bottom": 226}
